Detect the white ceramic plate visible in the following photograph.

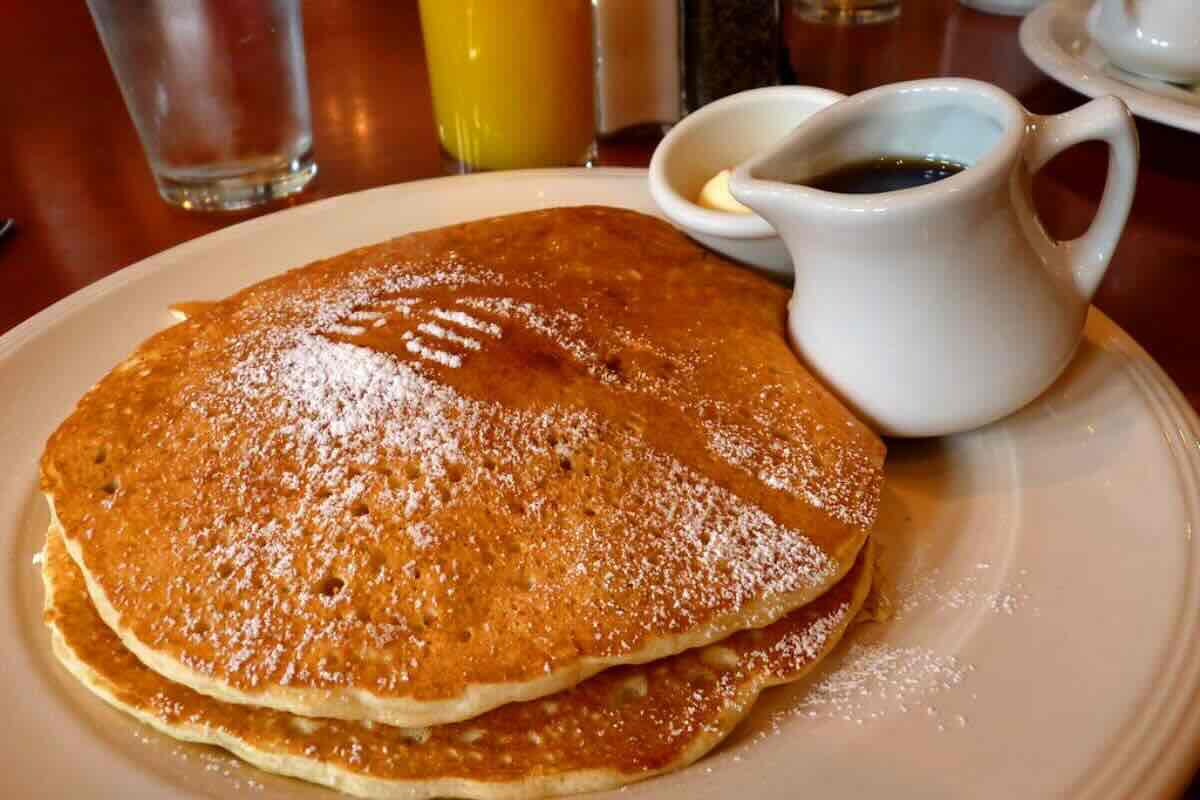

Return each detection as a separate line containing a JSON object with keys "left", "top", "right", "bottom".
{"left": 1020, "top": 0, "right": 1200, "bottom": 134}
{"left": 2, "top": 169, "right": 1198, "bottom": 799}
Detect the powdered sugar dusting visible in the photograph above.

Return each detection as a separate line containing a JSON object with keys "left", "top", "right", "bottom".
{"left": 454, "top": 296, "right": 878, "bottom": 529}
{"left": 417, "top": 322, "right": 481, "bottom": 351}
{"left": 705, "top": 421, "right": 833, "bottom": 514}
{"left": 742, "top": 602, "right": 851, "bottom": 675}
{"left": 151, "top": 287, "right": 842, "bottom": 690}
{"left": 458, "top": 297, "right": 595, "bottom": 368}
{"left": 794, "top": 642, "right": 970, "bottom": 725}
{"left": 404, "top": 336, "right": 462, "bottom": 368}
{"left": 407, "top": 521, "right": 435, "bottom": 549}
{"left": 325, "top": 323, "right": 367, "bottom": 337}
{"left": 430, "top": 309, "right": 502, "bottom": 338}
{"left": 896, "top": 566, "right": 1034, "bottom": 618}
{"left": 64, "top": 221, "right": 883, "bottom": 709}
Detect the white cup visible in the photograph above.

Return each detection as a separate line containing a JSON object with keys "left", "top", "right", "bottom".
{"left": 1087, "top": 0, "right": 1200, "bottom": 84}
{"left": 647, "top": 86, "right": 845, "bottom": 279}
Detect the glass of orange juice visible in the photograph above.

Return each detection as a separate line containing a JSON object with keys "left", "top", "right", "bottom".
{"left": 417, "top": 0, "right": 596, "bottom": 172}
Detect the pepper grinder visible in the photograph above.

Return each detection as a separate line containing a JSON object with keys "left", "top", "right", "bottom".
{"left": 681, "top": 0, "right": 784, "bottom": 113}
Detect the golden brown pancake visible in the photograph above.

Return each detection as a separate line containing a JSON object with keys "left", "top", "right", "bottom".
{"left": 42, "top": 529, "right": 874, "bottom": 799}
{"left": 41, "top": 206, "right": 885, "bottom": 726}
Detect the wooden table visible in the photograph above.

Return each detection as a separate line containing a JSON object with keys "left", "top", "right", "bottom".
{"left": 1, "top": 1, "right": 1197, "bottom": 797}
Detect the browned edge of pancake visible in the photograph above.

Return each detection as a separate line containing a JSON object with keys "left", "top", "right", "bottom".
{"left": 43, "top": 526, "right": 875, "bottom": 799}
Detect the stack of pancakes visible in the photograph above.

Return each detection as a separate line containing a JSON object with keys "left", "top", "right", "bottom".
{"left": 39, "top": 207, "right": 885, "bottom": 798}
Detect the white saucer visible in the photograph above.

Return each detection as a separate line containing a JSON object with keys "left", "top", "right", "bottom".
{"left": 1, "top": 169, "right": 1198, "bottom": 798}
{"left": 1020, "top": 0, "right": 1200, "bottom": 133}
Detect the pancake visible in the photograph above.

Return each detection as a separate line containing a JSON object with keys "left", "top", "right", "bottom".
{"left": 42, "top": 529, "right": 874, "bottom": 798}
{"left": 41, "top": 206, "right": 885, "bottom": 726}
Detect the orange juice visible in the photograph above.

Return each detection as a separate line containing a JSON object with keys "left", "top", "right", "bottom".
{"left": 418, "top": 0, "right": 595, "bottom": 171}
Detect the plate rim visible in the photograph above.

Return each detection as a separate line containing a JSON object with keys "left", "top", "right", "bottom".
{"left": 1019, "top": 0, "right": 1200, "bottom": 134}
{"left": 1069, "top": 312, "right": 1200, "bottom": 800}
{"left": 2, "top": 168, "right": 1199, "bottom": 798}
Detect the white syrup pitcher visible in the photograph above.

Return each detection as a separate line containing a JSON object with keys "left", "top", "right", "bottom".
{"left": 728, "top": 78, "right": 1138, "bottom": 437}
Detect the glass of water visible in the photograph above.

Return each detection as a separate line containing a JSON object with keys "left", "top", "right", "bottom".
{"left": 86, "top": 0, "right": 316, "bottom": 211}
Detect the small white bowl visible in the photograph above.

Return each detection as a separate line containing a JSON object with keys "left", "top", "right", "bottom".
{"left": 648, "top": 86, "right": 845, "bottom": 278}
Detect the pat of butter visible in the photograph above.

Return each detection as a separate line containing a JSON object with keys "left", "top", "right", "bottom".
{"left": 697, "top": 169, "right": 752, "bottom": 214}
{"left": 168, "top": 301, "right": 216, "bottom": 322}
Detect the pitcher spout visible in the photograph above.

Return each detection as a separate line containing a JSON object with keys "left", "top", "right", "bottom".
{"left": 727, "top": 78, "right": 1021, "bottom": 259}
{"left": 725, "top": 168, "right": 819, "bottom": 243}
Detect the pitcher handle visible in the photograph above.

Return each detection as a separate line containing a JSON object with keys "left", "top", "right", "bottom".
{"left": 1024, "top": 96, "right": 1139, "bottom": 302}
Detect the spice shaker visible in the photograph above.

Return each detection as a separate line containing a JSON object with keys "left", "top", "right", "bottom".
{"left": 681, "top": 0, "right": 784, "bottom": 113}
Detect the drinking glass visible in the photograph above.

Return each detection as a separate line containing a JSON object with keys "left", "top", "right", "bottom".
{"left": 87, "top": 0, "right": 316, "bottom": 211}
{"left": 794, "top": 0, "right": 902, "bottom": 24}
{"left": 417, "top": 0, "right": 595, "bottom": 173}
